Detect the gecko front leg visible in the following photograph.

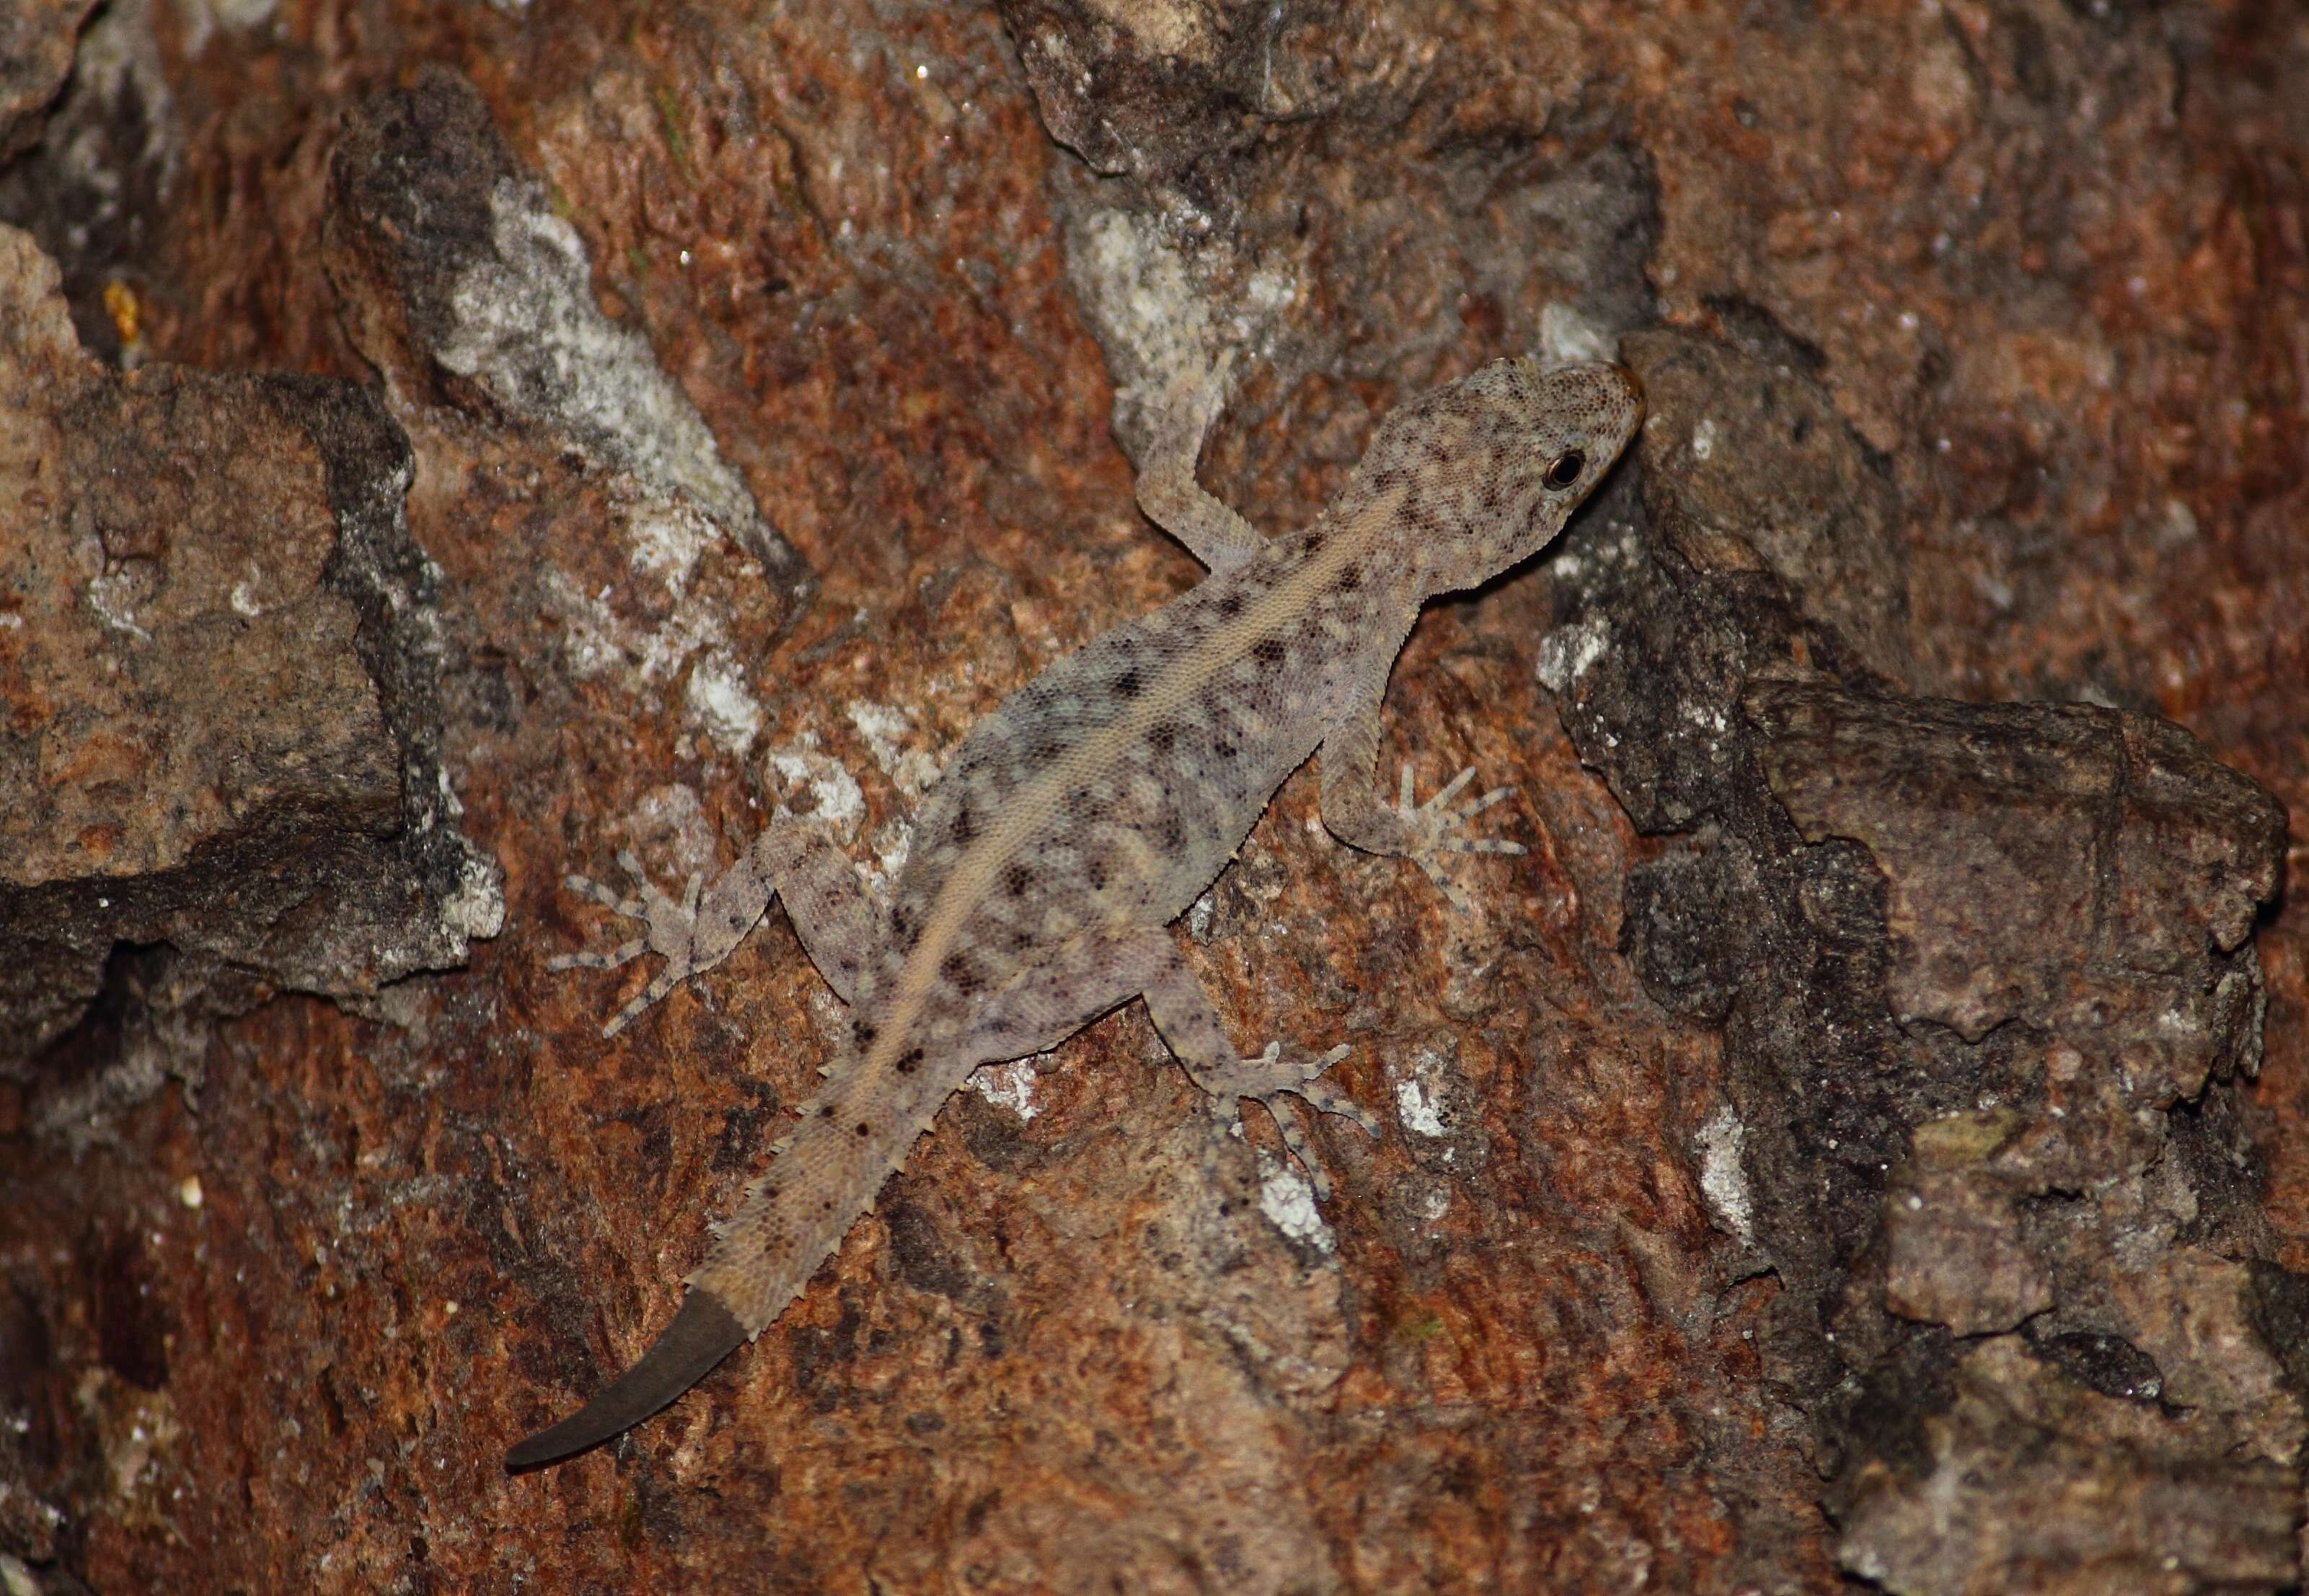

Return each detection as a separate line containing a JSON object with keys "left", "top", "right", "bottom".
{"left": 1132, "top": 350, "right": 1268, "bottom": 575}
{"left": 1315, "top": 649, "right": 1525, "bottom": 909}
{"left": 551, "top": 821, "right": 884, "bottom": 1035}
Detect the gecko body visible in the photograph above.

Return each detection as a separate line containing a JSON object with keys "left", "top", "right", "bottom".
{"left": 507, "top": 356, "right": 1643, "bottom": 1466}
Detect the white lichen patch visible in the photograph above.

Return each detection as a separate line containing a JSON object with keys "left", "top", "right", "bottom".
{"left": 444, "top": 185, "right": 744, "bottom": 527}
{"left": 686, "top": 651, "right": 763, "bottom": 756}
{"left": 844, "top": 699, "right": 940, "bottom": 795}
{"left": 970, "top": 1058, "right": 1043, "bottom": 1121}
{"left": 1696, "top": 1106, "right": 1753, "bottom": 1244}
{"left": 1393, "top": 1075, "right": 1448, "bottom": 1139}
{"left": 1389, "top": 1044, "right": 1460, "bottom": 1158}
{"left": 845, "top": 700, "right": 911, "bottom": 767}
{"left": 1082, "top": 0, "right": 1212, "bottom": 61}
{"left": 1255, "top": 1152, "right": 1336, "bottom": 1255}
{"left": 761, "top": 735, "right": 869, "bottom": 837}
{"left": 85, "top": 571, "right": 151, "bottom": 640}
{"left": 1073, "top": 207, "right": 1220, "bottom": 404}
{"left": 1535, "top": 615, "right": 1610, "bottom": 692}
{"left": 1186, "top": 889, "right": 1216, "bottom": 940}
{"left": 541, "top": 567, "right": 705, "bottom": 687}
{"left": 625, "top": 500, "right": 717, "bottom": 592}
{"left": 75, "top": 0, "right": 174, "bottom": 170}
{"left": 434, "top": 176, "right": 777, "bottom": 570}
{"left": 443, "top": 852, "right": 508, "bottom": 940}
{"left": 1537, "top": 301, "right": 1616, "bottom": 366}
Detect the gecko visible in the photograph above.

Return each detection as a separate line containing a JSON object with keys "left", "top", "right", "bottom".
{"left": 505, "top": 353, "right": 1643, "bottom": 1466}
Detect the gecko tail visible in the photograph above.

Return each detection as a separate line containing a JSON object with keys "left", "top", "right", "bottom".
{"left": 504, "top": 1288, "right": 747, "bottom": 1468}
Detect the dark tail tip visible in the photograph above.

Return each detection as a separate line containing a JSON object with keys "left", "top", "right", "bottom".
{"left": 505, "top": 1289, "right": 747, "bottom": 1469}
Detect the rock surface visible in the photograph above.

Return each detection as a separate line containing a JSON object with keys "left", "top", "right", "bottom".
{"left": 1, "top": 4, "right": 2303, "bottom": 1595}
{"left": 0, "top": 0, "right": 97, "bottom": 162}
{"left": 0, "top": 224, "right": 499, "bottom": 1075}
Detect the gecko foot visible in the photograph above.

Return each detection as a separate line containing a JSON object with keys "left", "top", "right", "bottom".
{"left": 546, "top": 850, "right": 709, "bottom": 1038}
{"left": 1196, "top": 1042, "right": 1377, "bottom": 1201}
{"left": 1394, "top": 763, "right": 1523, "bottom": 910}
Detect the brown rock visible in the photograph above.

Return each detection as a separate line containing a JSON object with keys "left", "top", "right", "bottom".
{"left": 0, "top": 2, "right": 2303, "bottom": 1594}
{"left": 1836, "top": 1339, "right": 2298, "bottom": 1596}
{"left": 1883, "top": 1112, "right": 2054, "bottom": 1336}
{"left": 1625, "top": 329, "right": 1912, "bottom": 687}
{"left": 0, "top": 0, "right": 95, "bottom": 162}
{"left": 1749, "top": 675, "right": 2283, "bottom": 1097}
{"left": 0, "top": 224, "right": 498, "bottom": 1068}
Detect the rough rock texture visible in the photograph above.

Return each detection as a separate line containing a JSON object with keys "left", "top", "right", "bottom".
{"left": 0, "top": 224, "right": 500, "bottom": 1077}
{"left": 0, "top": 0, "right": 97, "bottom": 162}
{"left": 1, "top": 4, "right": 2303, "bottom": 1595}
{"left": 1563, "top": 330, "right": 2292, "bottom": 1591}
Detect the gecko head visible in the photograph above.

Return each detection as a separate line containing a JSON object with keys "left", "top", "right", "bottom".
{"left": 1364, "top": 358, "right": 1644, "bottom": 598}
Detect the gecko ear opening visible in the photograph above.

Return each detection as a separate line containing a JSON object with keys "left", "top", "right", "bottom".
{"left": 505, "top": 1289, "right": 747, "bottom": 1468}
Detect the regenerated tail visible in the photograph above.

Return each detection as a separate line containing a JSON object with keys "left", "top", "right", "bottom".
{"left": 504, "top": 1289, "right": 746, "bottom": 1468}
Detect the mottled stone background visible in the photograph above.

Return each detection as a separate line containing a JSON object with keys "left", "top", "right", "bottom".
{"left": 1, "top": 2, "right": 2302, "bottom": 1593}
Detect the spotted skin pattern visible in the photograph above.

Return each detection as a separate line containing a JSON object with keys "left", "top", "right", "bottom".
{"left": 506, "top": 356, "right": 1645, "bottom": 1466}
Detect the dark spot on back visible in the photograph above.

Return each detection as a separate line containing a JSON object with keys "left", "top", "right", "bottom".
{"left": 1002, "top": 863, "right": 1032, "bottom": 897}
{"left": 1113, "top": 668, "right": 1143, "bottom": 699}
{"left": 952, "top": 804, "right": 975, "bottom": 845}
{"left": 1252, "top": 638, "right": 1286, "bottom": 666}
{"left": 1148, "top": 723, "right": 1180, "bottom": 754}
{"left": 941, "top": 951, "right": 979, "bottom": 991}
{"left": 1216, "top": 594, "right": 1244, "bottom": 618}
{"left": 1302, "top": 531, "right": 1325, "bottom": 554}
{"left": 1087, "top": 857, "right": 1110, "bottom": 891}
{"left": 896, "top": 1047, "right": 924, "bottom": 1075}
{"left": 855, "top": 1123, "right": 873, "bottom": 1138}
{"left": 855, "top": 1020, "right": 878, "bottom": 1049}
{"left": 820, "top": 1104, "right": 837, "bottom": 1119}
{"left": 1331, "top": 568, "right": 1361, "bottom": 594}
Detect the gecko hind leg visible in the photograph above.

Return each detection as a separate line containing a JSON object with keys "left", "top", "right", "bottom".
{"left": 548, "top": 850, "right": 710, "bottom": 1036}
{"left": 1136, "top": 939, "right": 1379, "bottom": 1201}
{"left": 957, "top": 925, "right": 1374, "bottom": 1198}
{"left": 552, "top": 821, "right": 885, "bottom": 1037}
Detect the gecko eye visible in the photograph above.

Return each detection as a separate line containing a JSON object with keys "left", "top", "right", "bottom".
{"left": 1542, "top": 451, "right": 1586, "bottom": 490}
